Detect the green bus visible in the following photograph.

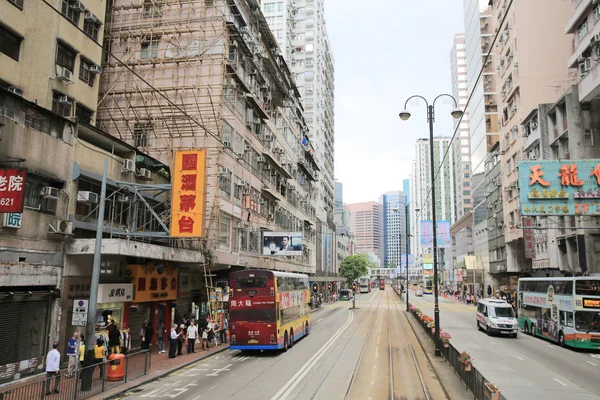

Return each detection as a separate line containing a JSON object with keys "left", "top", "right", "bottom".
{"left": 517, "top": 277, "right": 600, "bottom": 349}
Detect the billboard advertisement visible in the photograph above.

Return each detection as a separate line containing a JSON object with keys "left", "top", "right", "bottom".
{"left": 263, "top": 232, "right": 303, "bottom": 256}
{"left": 419, "top": 220, "right": 433, "bottom": 247}
{"left": 519, "top": 160, "right": 600, "bottom": 216}
{"left": 0, "top": 169, "right": 27, "bottom": 213}
{"left": 170, "top": 150, "right": 206, "bottom": 237}
{"left": 419, "top": 220, "right": 451, "bottom": 248}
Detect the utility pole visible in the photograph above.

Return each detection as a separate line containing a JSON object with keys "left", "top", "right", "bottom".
{"left": 81, "top": 159, "right": 108, "bottom": 391}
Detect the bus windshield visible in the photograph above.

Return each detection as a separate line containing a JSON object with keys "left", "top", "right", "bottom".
{"left": 575, "top": 311, "right": 600, "bottom": 333}
{"left": 490, "top": 307, "right": 515, "bottom": 318}
{"left": 575, "top": 280, "right": 600, "bottom": 296}
{"left": 236, "top": 277, "right": 268, "bottom": 288}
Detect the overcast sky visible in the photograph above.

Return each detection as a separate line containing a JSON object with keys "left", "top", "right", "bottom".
{"left": 325, "top": 0, "right": 466, "bottom": 204}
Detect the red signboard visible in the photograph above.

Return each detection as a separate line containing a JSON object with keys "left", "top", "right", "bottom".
{"left": 523, "top": 217, "right": 535, "bottom": 259}
{"left": 0, "top": 169, "right": 27, "bottom": 213}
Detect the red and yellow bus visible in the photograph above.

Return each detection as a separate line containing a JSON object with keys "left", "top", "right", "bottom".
{"left": 229, "top": 270, "right": 311, "bottom": 351}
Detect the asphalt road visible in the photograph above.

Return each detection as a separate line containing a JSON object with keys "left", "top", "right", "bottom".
{"left": 118, "top": 289, "right": 447, "bottom": 400}
{"left": 411, "top": 293, "right": 600, "bottom": 400}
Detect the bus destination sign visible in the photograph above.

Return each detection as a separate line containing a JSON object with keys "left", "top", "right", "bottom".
{"left": 582, "top": 298, "right": 600, "bottom": 309}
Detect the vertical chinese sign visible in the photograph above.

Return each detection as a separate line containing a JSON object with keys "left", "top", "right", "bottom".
{"left": 170, "top": 150, "right": 206, "bottom": 237}
{"left": 522, "top": 217, "right": 535, "bottom": 259}
{"left": 0, "top": 169, "right": 27, "bottom": 213}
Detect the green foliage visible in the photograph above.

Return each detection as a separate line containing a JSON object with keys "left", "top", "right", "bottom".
{"left": 340, "top": 254, "right": 369, "bottom": 283}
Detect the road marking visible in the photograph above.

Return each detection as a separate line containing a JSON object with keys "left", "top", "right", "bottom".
{"left": 316, "top": 318, "right": 323, "bottom": 323}
{"left": 206, "top": 364, "right": 232, "bottom": 377}
{"left": 547, "top": 345, "right": 554, "bottom": 349}
{"left": 209, "top": 383, "right": 220, "bottom": 391}
{"left": 587, "top": 361, "right": 598, "bottom": 366}
{"left": 490, "top": 341, "right": 495, "bottom": 344}
{"left": 375, "top": 347, "right": 379, "bottom": 360}
{"left": 140, "top": 389, "right": 161, "bottom": 397}
{"left": 554, "top": 379, "right": 567, "bottom": 387}
{"left": 270, "top": 309, "right": 354, "bottom": 400}
{"left": 516, "top": 356, "right": 524, "bottom": 361}
{"left": 591, "top": 354, "right": 600, "bottom": 359}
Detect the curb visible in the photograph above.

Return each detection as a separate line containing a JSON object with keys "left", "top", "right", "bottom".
{"left": 100, "top": 346, "right": 230, "bottom": 400}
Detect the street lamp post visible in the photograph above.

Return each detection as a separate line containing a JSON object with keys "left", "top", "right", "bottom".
{"left": 399, "top": 95, "right": 463, "bottom": 357}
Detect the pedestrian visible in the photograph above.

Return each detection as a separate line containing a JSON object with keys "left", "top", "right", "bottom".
{"left": 77, "top": 336, "right": 85, "bottom": 381}
{"left": 207, "top": 319, "right": 215, "bottom": 348}
{"left": 45, "top": 342, "right": 61, "bottom": 395}
{"left": 141, "top": 320, "right": 153, "bottom": 350}
{"left": 202, "top": 326, "right": 209, "bottom": 350}
{"left": 94, "top": 338, "right": 106, "bottom": 378}
{"left": 139, "top": 318, "right": 148, "bottom": 344}
{"left": 156, "top": 319, "right": 166, "bottom": 354}
{"left": 66, "top": 331, "right": 78, "bottom": 377}
{"left": 186, "top": 320, "right": 198, "bottom": 354}
{"left": 108, "top": 324, "right": 121, "bottom": 354}
{"left": 213, "top": 319, "right": 221, "bottom": 346}
{"left": 169, "top": 324, "right": 178, "bottom": 358}
{"left": 220, "top": 316, "right": 228, "bottom": 344}
{"left": 177, "top": 324, "right": 186, "bottom": 356}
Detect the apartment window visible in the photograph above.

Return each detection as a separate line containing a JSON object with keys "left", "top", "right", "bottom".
{"left": 51, "top": 91, "right": 72, "bottom": 117}
{"left": 133, "top": 122, "right": 153, "bottom": 147}
{"left": 24, "top": 176, "right": 58, "bottom": 214}
{"left": 222, "top": 120, "right": 234, "bottom": 145}
{"left": 141, "top": 40, "right": 159, "bottom": 59}
{"left": 578, "top": 19, "right": 589, "bottom": 42}
{"left": 217, "top": 213, "right": 231, "bottom": 251}
{"left": 56, "top": 41, "right": 76, "bottom": 73}
{"left": 305, "top": 84, "right": 314, "bottom": 93}
{"left": 305, "top": 43, "right": 314, "bottom": 53}
{"left": 585, "top": 129, "right": 595, "bottom": 147}
{"left": 463, "top": 190, "right": 470, "bottom": 195}
{"left": 83, "top": 19, "right": 101, "bottom": 41}
{"left": 595, "top": 4, "right": 600, "bottom": 22}
{"left": 76, "top": 104, "right": 93, "bottom": 124}
{"left": 464, "top": 173, "right": 470, "bottom": 178}
{"left": 143, "top": 0, "right": 163, "bottom": 18}
{"left": 304, "top": 70, "right": 314, "bottom": 80}
{"left": 0, "top": 25, "right": 22, "bottom": 61}
{"left": 234, "top": 176, "right": 243, "bottom": 203}
{"left": 79, "top": 57, "right": 95, "bottom": 86}
{"left": 219, "top": 169, "right": 232, "bottom": 198}
{"left": 61, "top": 0, "right": 81, "bottom": 25}
{"left": 305, "top": 58, "right": 314, "bottom": 67}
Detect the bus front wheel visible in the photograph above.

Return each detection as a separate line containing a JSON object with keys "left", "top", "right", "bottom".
{"left": 283, "top": 332, "right": 289, "bottom": 352}
{"left": 558, "top": 331, "right": 565, "bottom": 347}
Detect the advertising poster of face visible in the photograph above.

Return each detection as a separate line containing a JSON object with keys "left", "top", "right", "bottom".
{"left": 263, "top": 232, "right": 303, "bottom": 256}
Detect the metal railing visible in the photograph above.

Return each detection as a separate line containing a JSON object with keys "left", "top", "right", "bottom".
{"left": 0, "top": 351, "right": 150, "bottom": 400}
{"left": 392, "top": 287, "right": 508, "bottom": 400}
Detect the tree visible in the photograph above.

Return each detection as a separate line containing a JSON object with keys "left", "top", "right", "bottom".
{"left": 340, "top": 254, "right": 369, "bottom": 309}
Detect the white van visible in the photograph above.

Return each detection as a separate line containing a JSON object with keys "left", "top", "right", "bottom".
{"left": 476, "top": 298, "right": 518, "bottom": 338}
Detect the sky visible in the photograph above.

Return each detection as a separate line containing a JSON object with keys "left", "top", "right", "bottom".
{"left": 325, "top": 0, "right": 466, "bottom": 204}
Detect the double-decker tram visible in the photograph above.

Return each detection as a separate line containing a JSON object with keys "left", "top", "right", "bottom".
{"left": 229, "top": 270, "right": 311, "bottom": 351}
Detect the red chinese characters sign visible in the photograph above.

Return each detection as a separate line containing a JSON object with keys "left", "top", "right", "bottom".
{"left": 522, "top": 217, "right": 535, "bottom": 259}
{"left": 170, "top": 150, "right": 206, "bottom": 237}
{"left": 0, "top": 169, "right": 27, "bottom": 213}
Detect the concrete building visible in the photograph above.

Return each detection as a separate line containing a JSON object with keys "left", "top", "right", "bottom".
{"left": 491, "top": 0, "right": 574, "bottom": 275}
{"left": 410, "top": 137, "right": 455, "bottom": 261}
{"left": 98, "top": 1, "right": 319, "bottom": 276}
{"left": 380, "top": 191, "right": 407, "bottom": 268}
{"left": 0, "top": 0, "right": 107, "bottom": 380}
{"left": 347, "top": 201, "right": 383, "bottom": 262}
{"left": 485, "top": 141, "right": 506, "bottom": 287}
{"left": 450, "top": 34, "right": 472, "bottom": 221}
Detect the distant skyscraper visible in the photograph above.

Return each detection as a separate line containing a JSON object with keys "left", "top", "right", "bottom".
{"left": 347, "top": 202, "right": 384, "bottom": 262}
{"left": 380, "top": 191, "right": 407, "bottom": 268}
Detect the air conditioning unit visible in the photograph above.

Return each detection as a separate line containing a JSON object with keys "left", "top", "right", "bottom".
{"left": 220, "top": 166, "right": 229, "bottom": 174}
{"left": 8, "top": 86, "right": 22, "bottom": 96}
{"left": 514, "top": 62, "right": 519, "bottom": 68}
{"left": 41, "top": 186, "right": 59, "bottom": 199}
{"left": 84, "top": 11, "right": 97, "bottom": 22}
{"left": 244, "top": 145, "right": 251, "bottom": 152}
{"left": 253, "top": 117, "right": 261, "bottom": 124}
{"left": 580, "top": 57, "right": 592, "bottom": 76}
{"left": 56, "top": 66, "right": 73, "bottom": 82}
{"left": 264, "top": 134, "right": 273, "bottom": 141}
{"left": 264, "top": 165, "right": 272, "bottom": 171}
{"left": 497, "top": 222, "right": 503, "bottom": 227}
{"left": 493, "top": 213, "right": 498, "bottom": 218}
{"left": 137, "top": 168, "right": 152, "bottom": 180}
{"left": 257, "top": 156, "right": 266, "bottom": 163}
{"left": 223, "top": 141, "right": 231, "bottom": 148}
{"left": 90, "top": 65, "right": 102, "bottom": 74}
{"left": 70, "top": 1, "right": 85, "bottom": 12}
{"left": 116, "top": 194, "right": 130, "bottom": 203}
{"left": 77, "top": 191, "right": 98, "bottom": 204}
{"left": 267, "top": 213, "right": 274, "bottom": 220}
{"left": 239, "top": 180, "right": 247, "bottom": 186}
{"left": 122, "top": 159, "right": 135, "bottom": 173}
{"left": 236, "top": 152, "right": 244, "bottom": 158}
{"left": 528, "top": 154, "right": 538, "bottom": 160}
{"left": 58, "top": 95, "right": 70, "bottom": 104}
{"left": 50, "top": 219, "right": 73, "bottom": 235}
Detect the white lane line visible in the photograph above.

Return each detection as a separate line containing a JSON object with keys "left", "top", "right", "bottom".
{"left": 547, "top": 345, "right": 554, "bottom": 349}
{"left": 554, "top": 378, "right": 567, "bottom": 387}
{"left": 516, "top": 356, "right": 524, "bottom": 361}
{"left": 209, "top": 383, "right": 220, "bottom": 391}
{"left": 270, "top": 309, "right": 354, "bottom": 400}
{"left": 375, "top": 347, "right": 379, "bottom": 360}
{"left": 490, "top": 341, "right": 495, "bottom": 344}
{"left": 587, "top": 361, "right": 598, "bottom": 366}
{"left": 316, "top": 318, "right": 324, "bottom": 323}
{"left": 140, "top": 389, "right": 161, "bottom": 397}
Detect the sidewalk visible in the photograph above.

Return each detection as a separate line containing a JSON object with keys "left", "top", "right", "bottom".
{"left": 93, "top": 344, "right": 230, "bottom": 400}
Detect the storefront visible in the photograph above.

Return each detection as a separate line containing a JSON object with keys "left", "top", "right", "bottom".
{"left": 94, "top": 283, "right": 133, "bottom": 346}
{"left": 178, "top": 271, "right": 204, "bottom": 322}
{"left": 124, "top": 264, "right": 178, "bottom": 350}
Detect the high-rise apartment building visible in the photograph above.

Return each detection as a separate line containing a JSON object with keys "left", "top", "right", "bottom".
{"left": 450, "top": 34, "right": 472, "bottom": 221}
{"left": 491, "top": 0, "right": 573, "bottom": 273}
{"left": 410, "top": 138, "right": 455, "bottom": 258}
{"left": 98, "top": 0, "right": 319, "bottom": 275}
{"left": 262, "top": 0, "right": 336, "bottom": 223}
{"left": 347, "top": 202, "right": 383, "bottom": 262}
{"left": 380, "top": 191, "right": 407, "bottom": 268}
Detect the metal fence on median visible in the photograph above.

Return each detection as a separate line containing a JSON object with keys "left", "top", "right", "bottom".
{"left": 391, "top": 287, "right": 508, "bottom": 400}
{"left": 0, "top": 351, "right": 150, "bottom": 400}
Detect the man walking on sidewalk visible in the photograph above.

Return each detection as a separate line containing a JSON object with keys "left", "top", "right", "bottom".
{"left": 66, "top": 332, "right": 78, "bottom": 377}
{"left": 186, "top": 320, "right": 198, "bottom": 354}
{"left": 45, "top": 342, "right": 61, "bottom": 395}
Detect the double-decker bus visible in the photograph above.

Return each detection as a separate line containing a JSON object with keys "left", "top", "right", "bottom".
{"left": 423, "top": 278, "right": 433, "bottom": 295}
{"left": 518, "top": 277, "right": 600, "bottom": 349}
{"left": 229, "top": 270, "right": 311, "bottom": 352}
{"left": 358, "top": 277, "right": 371, "bottom": 293}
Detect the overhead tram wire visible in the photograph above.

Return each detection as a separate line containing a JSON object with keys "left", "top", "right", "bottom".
{"left": 414, "top": 0, "right": 514, "bottom": 221}
{"left": 40, "top": 0, "right": 300, "bottom": 180}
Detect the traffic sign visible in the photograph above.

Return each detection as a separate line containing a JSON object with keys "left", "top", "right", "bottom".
{"left": 72, "top": 299, "right": 89, "bottom": 327}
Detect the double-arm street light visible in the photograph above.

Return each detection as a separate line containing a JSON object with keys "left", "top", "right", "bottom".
{"left": 399, "top": 94, "right": 463, "bottom": 357}
{"left": 393, "top": 200, "right": 420, "bottom": 312}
